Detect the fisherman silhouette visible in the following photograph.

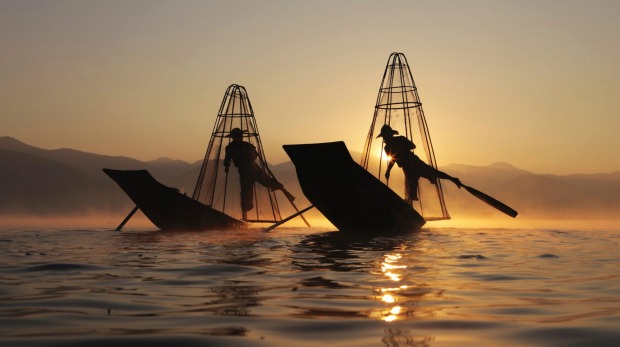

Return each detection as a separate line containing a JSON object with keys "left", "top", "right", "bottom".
{"left": 377, "top": 124, "right": 462, "bottom": 203}
{"left": 224, "top": 128, "right": 294, "bottom": 212}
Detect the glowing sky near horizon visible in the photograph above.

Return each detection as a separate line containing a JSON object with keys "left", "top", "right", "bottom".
{"left": 1, "top": 0, "right": 618, "bottom": 174}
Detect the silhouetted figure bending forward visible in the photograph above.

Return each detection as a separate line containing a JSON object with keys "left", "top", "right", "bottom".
{"left": 378, "top": 124, "right": 462, "bottom": 203}
{"left": 224, "top": 128, "right": 292, "bottom": 212}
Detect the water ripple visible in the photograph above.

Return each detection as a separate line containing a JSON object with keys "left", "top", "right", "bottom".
{"left": 0, "top": 227, "right": 618, "bottom": 346}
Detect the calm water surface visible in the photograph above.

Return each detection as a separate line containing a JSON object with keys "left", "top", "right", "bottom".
{"left": 0, "top": 226, "right": 619, "bottom": 346}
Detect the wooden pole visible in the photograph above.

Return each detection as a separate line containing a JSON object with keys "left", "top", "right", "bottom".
{"left": 462, "top": 184, "right": 518, "bottom": 218}
{"left": 263, "top": 205, "right": 314, "bottom": 232}
{"left": 262, "top": 162, "right": 311, "bottom": 228}
{"left": 115, "top": 206, "right": 139, "bottom": 231}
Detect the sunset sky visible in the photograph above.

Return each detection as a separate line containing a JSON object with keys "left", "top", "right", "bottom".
{"left": 1, "top": 0, "right": 618, "bottom": 175}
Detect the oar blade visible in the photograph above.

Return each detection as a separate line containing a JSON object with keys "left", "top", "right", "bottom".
{"left": 463, "top": 185, "right": 518, "bottom": 218}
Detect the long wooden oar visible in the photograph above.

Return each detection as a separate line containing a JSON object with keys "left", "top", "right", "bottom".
{"left": 285, "top": 194, "right": 311, "bottom": 227}
{"left": 461, "top": 184, "right": 518, "bottom": 218}
{"left": 262, "top": 163, "right": 311, "bottom": 227}
{"left": 115, "top": 206, "right": 139, "bottom": 231}
{"left": 263, "top": 205, "right": 315, "bottom": 232}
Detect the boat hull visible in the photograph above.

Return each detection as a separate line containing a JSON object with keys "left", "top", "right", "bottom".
{"left": 103, "top": 169, "right": 244, "bottom": 230}
{"left": 283, "top": 141, "right": 426, "bottom": 233}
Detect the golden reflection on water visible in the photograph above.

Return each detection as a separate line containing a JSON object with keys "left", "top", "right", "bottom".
{"left": 379, "top": 252, "right": 407, "bottom": 322}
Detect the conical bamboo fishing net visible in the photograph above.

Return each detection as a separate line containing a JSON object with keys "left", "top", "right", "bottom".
{"left": 361, "top": 53, "right": 450, "bottom": 220}
{"left": 192, "top": 84, "right": 284, "bottom": 222}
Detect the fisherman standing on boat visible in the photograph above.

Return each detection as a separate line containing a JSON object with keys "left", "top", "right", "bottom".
{"left": 224, "top": 127, "right": 293, "bottom": 212}
{"left": 378, "top": 124, "right": 462, "bottom": 203}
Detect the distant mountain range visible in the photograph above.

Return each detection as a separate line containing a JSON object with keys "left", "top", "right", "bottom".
{"left": 0, "top": 136, "right": 309, "bottom": 217}
{"left": 1, "top": 136, "right": 619, "bottom": 220}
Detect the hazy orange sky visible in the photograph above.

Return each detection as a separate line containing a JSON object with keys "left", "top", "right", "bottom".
{"left": 1, "top": 0, "right": 618, "bottom": 175}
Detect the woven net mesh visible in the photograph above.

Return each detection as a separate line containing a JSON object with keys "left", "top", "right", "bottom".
{"left": 192, "top": 84, "right": 283, "bottom": 222}
{"left": 361, "top": 53, "right": 450, "bottom": 220}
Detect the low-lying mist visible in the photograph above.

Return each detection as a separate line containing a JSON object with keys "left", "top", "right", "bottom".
{"left": 2, "top": 211, "right": 619, "bottom": 232}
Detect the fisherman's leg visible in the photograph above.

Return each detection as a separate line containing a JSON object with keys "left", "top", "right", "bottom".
{"left": 436, "top": 171, "right": 462, "bottom": 188}
{"left": 265, "top": 176, "right": 295, "bottom": 201}
{"left": 410, "top": 178, "right": 420, "bottom": 201}
{"left": 242, "top": 192, "right": 253, "bottom": 211}
{"left": 404, "top": 174, "right": 420, "bottom": 202}
{"left": 254, "top": 172, "right": 295, "bottom": 200}
{"left": 240, "top": 178, "right": 254, "bottom": 212}
{"left": 255, "top": 173, "right": 284, "bottom": 191}
{"left": 403, "top": 166, "right": 420, "bottom": 201}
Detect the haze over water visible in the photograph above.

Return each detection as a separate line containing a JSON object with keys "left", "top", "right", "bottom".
{"left": 1, "top": 226, "right": 619, "bottom": 347}
{"left": 2, "top": 2, "right": 619, "bottom": 346}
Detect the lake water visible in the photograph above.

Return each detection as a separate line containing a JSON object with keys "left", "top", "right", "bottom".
{"left": 1, "top": 226, "right": 619, "bottom": 346}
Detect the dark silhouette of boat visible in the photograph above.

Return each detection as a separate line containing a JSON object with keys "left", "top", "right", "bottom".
{"left": 102, "top": 84, "right": 303, "bottom": 231}
{"left": 283, "top": 141, "right": 426, "bottom": 233}
{"left": 103, "top": 169, "right": 244, "bottom": 230}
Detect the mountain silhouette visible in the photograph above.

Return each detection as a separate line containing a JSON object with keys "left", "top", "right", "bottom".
{"left": 0, "top": 137, "right": 309, "bottom": 217}
{"left": 1, "top": 136, "right": 619, "bottom": 220}
{"left": 0, "top": 148, "right": 121, "bottom": 214}
{"left": 441, "top": 163, "right": 620, "bottom": 219}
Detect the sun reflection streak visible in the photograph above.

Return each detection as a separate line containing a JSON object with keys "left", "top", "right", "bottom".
{"left": 384, "top": 271, "right": 401, "bottom": 281}
{"left": 382, "top": 294, "right": 395, "bottom": 303}
{"left": 378, "top": 252, "right": 408, "bottom": 321}
{"left": 384, "top": 314, "right": 397, "bottom": 322}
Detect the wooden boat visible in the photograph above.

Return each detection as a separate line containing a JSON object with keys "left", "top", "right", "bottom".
{"left": 283, "top": 141, "right": 426, "bottom": 233}
{"left": 103, "top": 168, "right": 244, "bottom": 230}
